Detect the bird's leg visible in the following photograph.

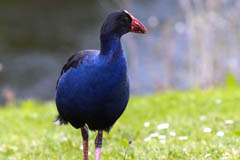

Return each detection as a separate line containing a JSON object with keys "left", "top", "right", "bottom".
{"left": 81, "top": 126, "right": 89, "bottom": 160}
{"left": 95, "top": 130, "right": 103, "bottom": 160}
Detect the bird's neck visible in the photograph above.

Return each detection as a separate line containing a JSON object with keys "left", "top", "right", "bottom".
{"left": 100, "top": 34, "right": 123, "bottom": 57}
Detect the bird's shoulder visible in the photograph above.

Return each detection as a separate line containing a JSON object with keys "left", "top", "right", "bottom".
{"left": 56, "top": 50, "right": 99, "bottom": 89}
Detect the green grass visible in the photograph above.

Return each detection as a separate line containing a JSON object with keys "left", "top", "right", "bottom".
{"left": 1, "top": 88, "right": 240, "bottom": 159}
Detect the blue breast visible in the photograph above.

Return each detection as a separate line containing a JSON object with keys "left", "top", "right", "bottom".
{"left": 56, "top": 49, "right": 129, "bottom": 131}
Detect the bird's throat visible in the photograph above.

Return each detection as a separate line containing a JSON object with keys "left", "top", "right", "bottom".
{"left": 100, "top": 35, "right": 123, "bottom": 58}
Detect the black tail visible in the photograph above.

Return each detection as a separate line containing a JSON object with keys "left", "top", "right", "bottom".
{"left": 55, "top": 115, "right": 68, "bottom": 125}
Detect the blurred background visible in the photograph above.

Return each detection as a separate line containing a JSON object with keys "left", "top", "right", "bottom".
{"left": 1, "top": 0, "right": 240, "bottom": 101}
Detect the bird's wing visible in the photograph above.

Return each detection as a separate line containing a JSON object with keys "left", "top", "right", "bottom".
{"left": 56, "top": 50, "right": 94, "bottom": 89}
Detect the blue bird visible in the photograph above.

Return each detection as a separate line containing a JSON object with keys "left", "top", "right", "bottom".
{"left": 55, "top": 10, "right": 147, "bottom": 160}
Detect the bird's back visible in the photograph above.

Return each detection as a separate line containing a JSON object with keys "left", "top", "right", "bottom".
{"left": 55, "top": 49, "right": 129, "bottom": 131}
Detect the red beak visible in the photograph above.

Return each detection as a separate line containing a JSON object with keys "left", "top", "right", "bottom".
{"left": 130, "top": 17, "right": 147, "bottom": 34}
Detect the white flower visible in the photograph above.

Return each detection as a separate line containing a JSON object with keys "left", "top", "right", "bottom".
{"left": 32, "top": 113, "right": 38, "bottom": 118}
{"left": 178, "top": 136, "right": 188, "bottom": 140}
{"left": 224, "top": 152, "right": 230, "bottom": 156}
{"left": 144, "top": 137, "right": 151, "bottom": 142}
{"left": 224, "top": 120, "right": 234, "bottom": 125}
{"left": 150, "top": 133, "right": 159, "bottom": 138}
{"left": 8, "top": 157, "right": 16, "bottom": 160}
{"left": 88, "top": 151, "right": 91, "bottom": 155}
{"left": 203, "top": 128, "right": 212, "bottom": 133}
{"left": 216, "top": 99, "right": 222, "bottom": 104}
{"left": 80, "top": 146, "right": 83, "bottom": 150}
{"left": 0, "top": 146, "right": 5, "bottom": 152}
{"left": 200, "top": 115, "right": 206, "bottom": 121}
{"left": 62, "top": 137, "right": 68, "bottom": 142}
{"left": 205, "top": 153, "right": 211, "bottom": 158}
{"left": 144, "top": 122, "right": 150, "bottom": 127}
{"left": 160, "top": 139, "right": 166, "bottom": 144}
{"left": 54, "top": 120, "right": 61, "bottom": 126}
{"left": 32, "top": 140, "right": 37, "bottom": 147}
{"left": 232, "top": 147, "right": 238, "bottom": 155}
{"left": 158, "top": 135, "right": 166, "bottom": 139}
{"left": 169, "top": 131, "right": 176, "bottom": 136}
{"left": 157, "top": 123, "right": 169, "bottom": 130}
{"left": 217, "top": 131, "right": 224, "bottom": 137}
{"left": 221, "top": 152, "right": 231, "bottom": 159}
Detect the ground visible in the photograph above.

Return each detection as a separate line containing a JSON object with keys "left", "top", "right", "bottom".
{"left": 0, "top": 87, "right": 240, "bottom": 160}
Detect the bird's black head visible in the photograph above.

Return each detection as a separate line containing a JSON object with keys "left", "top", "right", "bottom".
{"left": 100, "top": 10, "right": 147, "bottom": 39}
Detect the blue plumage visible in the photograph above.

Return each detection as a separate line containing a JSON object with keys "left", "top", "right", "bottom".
{"left": 56, "top": 43, "right": 129, "bottom": 131}
{"left": 55, "top": 10, "right": 147, "bottom": 160}
{"left": 55, "top": 10, "right": 146, "bottom": 134}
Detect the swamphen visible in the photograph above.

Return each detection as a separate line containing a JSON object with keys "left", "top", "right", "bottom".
{"left": 55, "top": 10, "right": 147, "bottom": 160}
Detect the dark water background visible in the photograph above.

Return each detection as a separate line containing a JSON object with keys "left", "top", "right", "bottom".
{"left": 1, "top": 0, "right": 240, "bottom": 100}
